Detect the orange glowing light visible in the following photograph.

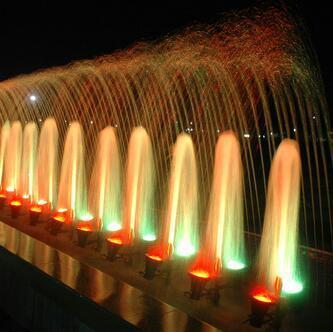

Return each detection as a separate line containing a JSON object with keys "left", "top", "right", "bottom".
{"left": 53, "top": 214, "right": 65, "bottom": 223}
{"left": 107, "top": 237, "right": 123, "bottom": 245}
{"left": 10, "top": 200, "right": 22, "bottom": 207}
{"left": 0, "top": 193, "right": 6, "bottom": 198}
{"left": 187, "top": 253, "right": 220, "bottom": 280}
{"left": 38, "top": 199, "right": 48, "bottom": 205}
{"left": 6, "top": 186, "right": 15, "bottom": 193}
{"left": 189, "top": 269, "right": 210, "bottom": 279}
{"left": 146, "top": 253, "right": 163, "bottom": 262}
{"left": 22, "top": 194, "right": 30, "bottom": 199}
{"left": 77, "top": 225, "right": 93, "bottom": 232}
{"left": 58, "top": 208, "right": 68, "bottom": 213}
{"left": 251, "top": 287, "right": 276, "bottom": 304}
{"left": 252, "top": 293, "right": 274, "bottom": 303}
{"left": 30, "top": 206, "right": 42, "bottom": 213}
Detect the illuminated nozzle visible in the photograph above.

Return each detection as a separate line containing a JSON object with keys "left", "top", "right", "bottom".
{"left": 188, "top": 269, "right": 211, "bottom": 300}
{"left": 106, "top": 237, "right": 123, "bottom": 261}
{"left": 143, "top": 243, "right": 171, "bottom": 279}
{"left": 0, "top": 192, "right": 6, "bottom": 209}
{"left": 250, "top": 288, "right": 276, "bottom": 328}
{"left": 55, "top": 208, "right": 72, "bottom": 223}
{"left": 9, "top": 199, "right": 22, "bottom": 218}
{"left": 143, "top": 253, "right": 163, "bottom": 280}
{"left": 49, "top": 212, "right": 66, "bottom": 235}
{"left": 76, "top": 217, "right": 94, "bottom": 247}
{"left": 29, "top": 205, "right": 42, "bottom": 225}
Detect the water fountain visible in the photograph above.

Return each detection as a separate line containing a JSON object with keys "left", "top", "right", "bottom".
{"left": 34, "top": 117, "right": 59, "bottom": 210}
{"left": 145, "top": 133, "right": 198, "bottom": 278}
{"left": 4, "top": 121, "right": 22, "bottom": 195}
{"left": 122, "top": 127, "right": 155, "bottom": 243}
{"left": 0, "top": 121, "right": 10, "bottom": 190}
{"left": 20, "top": 122, "right": 38, "bottom": 200}
{"left": 189, "top": 130, "right": 245, "bottom": 297}
{"left": 256, "top": 139, "right": 303, "bottom": 296}
{"left": 57, "top": 121, "right": 86, "bottom": 224}
{"left": 0, "top": 6, "right": 331, "bottom": 331}
{"left": 88, "top": 126, "right": 121, "bottom": 233}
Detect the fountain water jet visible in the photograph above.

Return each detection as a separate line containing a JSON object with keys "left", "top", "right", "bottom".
{"left": 88, "top": 126, "right": 121, "bottom": 232}
{"left": 149, "top": 133, "right": 199, "bottom": 260}
{"left": 0, "top": 121, "right": 10, "bottom": 189}
{"left": 190, "top": 131, "right": 245, "bottom": 278}
{"left": 20, "top": 122, "right": 38, "bottom": 199}
{"left": 257, "top": 139, "right": 302, "bottom": 295}
{"left": 34, "top": 118, "right": 59, "bottom": 209}
{"left": 4, "top": 121, "right": 22, "bottom": 193}
{"left": 57, "top": 122, "right": 87, "bottom": 222}
{"left": 121, "top": 127, "right": 155, "bottom": 244}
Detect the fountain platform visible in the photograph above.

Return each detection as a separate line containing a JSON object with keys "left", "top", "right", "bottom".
{"left": 0, "top": 207, "right": 333, "bottom": 331}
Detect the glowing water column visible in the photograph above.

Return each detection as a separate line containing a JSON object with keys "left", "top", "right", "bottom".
{"left": 257, "top": 139, "right": 303, "bottom": 295}
{"left": 4, "top": 121, "right": 22, "bottom": 193}
{"left": 0, "top": 121, "right": 10, "bottom": 188}
{"left": 190, "top": 131, "right": 245, "bottom": 279}
{"left": 122, "top": 127, "right": 156, "bottom": 243}
{"left": 88, "top": 126, "right": 121, "bottom": 232}
{"left": 34, "top": 118, "right": 59, "bottom": 208}
{"left": 57, "top": 122, "right": 87, "bottom": 221}
{"left": 162, "top": 133, "right": 199, "bottom": 258}
{"left": 20, "top": 122, "right": 38, "bottom": 199}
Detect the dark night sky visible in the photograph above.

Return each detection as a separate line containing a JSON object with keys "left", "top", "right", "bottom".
{"left": 0, "top": 1, "right": 332, "bottom": 105}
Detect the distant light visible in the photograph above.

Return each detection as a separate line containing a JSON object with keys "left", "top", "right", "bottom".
{"left": 29, "top": 95, "right": 37, "bottom": 102}
{"left": 263, "top": 135, "right": 266, "bottom": 138}
{"left": 226, "top": 260, "right": 246, "bottom": 270}
{"left": 270, "top": 132, "right": 273, "bottom": 136}
{"left": 217, "top": 129, "right": 220, "bottom": 133}
{"left": 142, "top": 234, "right": 156, "bottom": 242}
{"left": 90, "top": 120, "right": 93, "bottom": 124}
{"left": 313, "top": 116, "right": 316, "bottom": 120}
{"left": 107, "top": 222, "right": 121, "bottom": 232}
{"left": 293, "top": 128, "right": 296, "bottom": 132}
{"left": 258, "top": 134, "right": 261, "bottom": 138}
{"left": 22, "top": 194, "right": 30, "bottom": 199}
{"left": 39, "top": 118, "right": 42, "bottom": 122}
{"left": 244, "top": 133, "right": 250, "bottom": 138}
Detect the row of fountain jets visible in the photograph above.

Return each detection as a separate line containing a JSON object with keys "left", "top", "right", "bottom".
{"left": 0, "top": 118, "right": 302, "bottom": 296}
